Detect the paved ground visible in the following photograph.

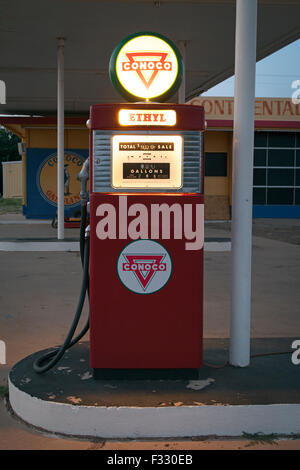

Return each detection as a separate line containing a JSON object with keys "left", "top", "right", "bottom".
{"left": 207, "top": 218, "right": 300, "bottom": 246}
{"left": 0, "top": 214, "right": 300, "bottom": 450}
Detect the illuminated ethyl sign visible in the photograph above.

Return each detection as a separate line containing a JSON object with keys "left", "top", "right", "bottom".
{"left": 118, "top": 109, "right": 176, "bottom": 126}
{"left": 109, "top": 32, "right": 183, "bottom": 102}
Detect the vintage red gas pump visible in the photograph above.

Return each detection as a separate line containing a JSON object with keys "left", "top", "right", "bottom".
{"left": 89, "top": 32, "right": 205, "bottom": 379}
{"left": 32, "top": 32, "right": 205, "bottom": 378}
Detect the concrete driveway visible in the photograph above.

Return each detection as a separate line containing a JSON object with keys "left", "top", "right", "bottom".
{"left": 0, "top": 214, "right": 299, "bottom": 449}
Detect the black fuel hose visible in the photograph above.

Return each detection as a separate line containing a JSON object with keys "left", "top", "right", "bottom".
{"left": 33, "top": 236, "right": 90, "bottom": 374}
{"left": 79, "top": 203, "right": 87, "bottom": 267}
{"left": 33, "top": 205, "right": 90, "bottom": 374}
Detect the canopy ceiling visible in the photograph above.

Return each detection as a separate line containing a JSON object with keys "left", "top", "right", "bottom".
{"left": 0, "top": 0, "right": 300, "bottom": 115}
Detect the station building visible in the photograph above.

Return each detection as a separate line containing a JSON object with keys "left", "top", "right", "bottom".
{"left": 1, "top": 95, "right": 300, "bottom": 220}
{"left": 189, "top": 96, "right": 300, "bottom": 219}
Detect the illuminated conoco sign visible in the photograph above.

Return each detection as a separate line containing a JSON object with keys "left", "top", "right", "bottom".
{"left": 109, "top": 32, "right": 184, "bottom": 102}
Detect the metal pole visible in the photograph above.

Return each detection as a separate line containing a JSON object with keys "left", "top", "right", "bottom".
{"left": 57, "top": 38, "right": 65, "bottom": 240}
{"left": 229, "top": 0, "right": 257, "bottom": 367}
{"left": 178, "top": 41, "right": 186, "bottom": 104}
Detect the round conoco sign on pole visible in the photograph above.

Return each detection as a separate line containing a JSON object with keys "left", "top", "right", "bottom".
{"left": 109, "top": 32, "right": 184, "bottom": 102}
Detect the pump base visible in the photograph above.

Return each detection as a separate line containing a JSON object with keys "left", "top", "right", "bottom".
{"left": 93, "top": 368, "right": 200, "bottom": 380}
{"left": 8, "top": 339, "right": 300, "bottom": 439}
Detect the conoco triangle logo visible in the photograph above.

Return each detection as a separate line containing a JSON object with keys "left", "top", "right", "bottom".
{"left": 122, "top": 254, "right": 167, "bottom": 290}
{"left": 122, "top": 52, "right": 172, "bottom": 89}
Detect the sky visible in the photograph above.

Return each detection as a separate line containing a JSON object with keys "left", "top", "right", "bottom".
{"left": 202, "top": 38, "right": 300, "bottom": 98}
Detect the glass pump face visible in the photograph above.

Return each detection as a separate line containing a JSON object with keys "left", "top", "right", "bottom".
{"left": 111, "top": 134, "right": 183, "bottom": 190}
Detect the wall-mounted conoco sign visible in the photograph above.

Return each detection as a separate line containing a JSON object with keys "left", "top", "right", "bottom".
{"left": 109, "top": 32, "right": 183, "bottom": 102}
{"left": 37, "top": 152, "right": 86, "bottom": 207}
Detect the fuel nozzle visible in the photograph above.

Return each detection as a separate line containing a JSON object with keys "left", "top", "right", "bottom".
{"left": 77, "top": 157, "right": 90, "bottom": 203}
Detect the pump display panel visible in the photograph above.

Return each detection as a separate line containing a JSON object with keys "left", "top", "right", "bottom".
{"left": 123, "top": 162, "right": 170, "bottom": 179}
{"left": 112, "top": 135, "right": 183, "bottom": 189}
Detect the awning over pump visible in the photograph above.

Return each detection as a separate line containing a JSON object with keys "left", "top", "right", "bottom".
{"left": 0, "top": 0, "right": 300, "bottom": 115}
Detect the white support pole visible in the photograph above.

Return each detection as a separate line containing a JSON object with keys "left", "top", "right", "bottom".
{"left": 229, "top": 0, "right": 257, "bottom": 367}
{"left": 57, "top": 38, "right": 65, "bottom": 240}
{"left": 178, "top": 41, "right": 186, "bottom": 104}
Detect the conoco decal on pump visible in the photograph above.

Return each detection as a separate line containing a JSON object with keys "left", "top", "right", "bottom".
{"left": 117, "top": 239, "right": 172, "bottom": 295}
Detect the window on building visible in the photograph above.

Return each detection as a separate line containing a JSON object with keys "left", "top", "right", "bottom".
{"left": 268, "top": 132, "right": 296, "bottom": 148}
{"left": 205, "top": 152, "right": 227, "bottom": 177}
{"left": 253, "top": 131, "right": 299, "bottom": 205}
{"left": 254, "top": 149, "right": 267, "bottom": 166}
{"left": 254, "top": 132, "right": 268, "bottom": 147}
{"left": 253, "top": 188, "right": 266, "bottom": 205}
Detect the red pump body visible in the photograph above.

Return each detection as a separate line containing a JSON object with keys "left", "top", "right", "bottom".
{"left": 89, "top": 103, "right": 205, "bottom": 377}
